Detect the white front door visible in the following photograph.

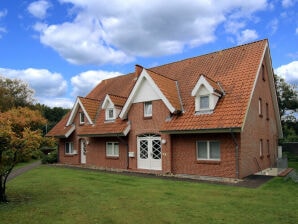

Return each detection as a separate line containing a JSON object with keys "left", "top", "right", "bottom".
{"left": 80, "top": 139, "right": 86, "bottom": 164}
{"left": 137, "top": 136, "right": 162, "bottom": 170}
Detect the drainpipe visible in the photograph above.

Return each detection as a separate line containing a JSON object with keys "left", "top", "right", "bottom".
{"left": 230, "top": 129, "right": 240, "bottom": 179}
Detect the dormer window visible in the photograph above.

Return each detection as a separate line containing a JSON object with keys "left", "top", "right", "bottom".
{"left": 191, "top": 75, "right": 223, "bottom": 114}
{"left": 79, "top": 112, "right": 85, "bottom": 124}
{"left": 106, "top": 108, "right": 115, "bottom": 120}
{"left": 199, "top": 95, "right": 210, "bottom": 110}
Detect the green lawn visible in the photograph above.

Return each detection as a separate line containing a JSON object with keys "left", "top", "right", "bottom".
{"left": 1, "top": 166, "right": 297, "bottom": 224}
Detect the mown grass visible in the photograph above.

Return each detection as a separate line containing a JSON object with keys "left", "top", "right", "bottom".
{"left": 1, "top": 165, "right": 297, "bottom": 224}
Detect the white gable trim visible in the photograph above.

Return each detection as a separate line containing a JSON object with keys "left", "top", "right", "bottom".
{"left": 102, "top": 94, "right": 114, "bottom": 109}
{"left": 191, "top": 75, "right": 221, "bottom": 97}
{"left": 66, "top": 98, "right": 93, "bottom": 126}
{"left": 119, "top": 69, "right": 175, "bottom": 119}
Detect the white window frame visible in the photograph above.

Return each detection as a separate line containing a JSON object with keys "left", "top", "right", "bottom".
{"left": 106, "top": 108, "right": 115, "bottom": 121}
{"left": 106, "top": 142, "right": 119, "bottom": 157}
{"left": 259, "top": 139, "right": 263, "bottom": 157}
{"left": 144, "top": 101, "right": 152, "bottom": 117}
{"left": 199, "top": 95, "right": 210, "bottom": 110}
{"left": 65, "top": 142, "right": 75, "bottom": 155}
{"left": 197, "top": 141, "right": 220, "bottom": 161}
{"left": 79, "top": 112, "right": 85, "bottom": 124}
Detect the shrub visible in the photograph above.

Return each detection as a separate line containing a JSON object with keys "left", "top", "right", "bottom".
{"left": 42, "top": 149, "right": 58, "bottom": 164}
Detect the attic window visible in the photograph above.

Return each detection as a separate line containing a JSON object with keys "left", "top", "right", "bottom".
{"left": 79, "top": 112, "right": 85, "bottom": 124}
{"left": 106, "top": 108, "right": 115, "bottom": 120}
{"left": 144, "top": 101, "right": 152, "bottom": 117}
{"left": 199, "top": 95, "right": 210, "bottom": 110}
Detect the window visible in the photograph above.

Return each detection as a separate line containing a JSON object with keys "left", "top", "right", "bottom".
{"left": 197, "top": 141, "right": 220, "bottom": 160}
{"left": 261, "top": 64, "right": 266, "bottom": 81}
{"left": 65, "top": 142, "right": 75, "bottom": 155}
{"left": 144, "top": 101, "right": 152, "bottom": 117}
{"left": 106, "top": 108, "right": 114, "bottom": 120}
{"left": 200, "top": 95, "right": 209, "bottom": 110}
{"left": 259, "top": 98, "right": 263, "bottom": 117}
{"left": 106, "top": 142, "right": 119, "bottom": 157}
{"left": 259, "top": 139, "right": 263, "bottom": 158}
{"left": 267, "top": 139, "right": 270, "bottom": 155}
{"left": 79, "top": 112, "right": 85, "bottom": 124}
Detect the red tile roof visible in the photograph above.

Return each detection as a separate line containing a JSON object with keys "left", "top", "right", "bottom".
{"left": 48, "top": 39, "right": 269, "bottom": 136}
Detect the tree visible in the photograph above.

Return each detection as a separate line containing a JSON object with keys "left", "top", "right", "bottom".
{"left": 274, "top": 74, "right": 298, "bottom": 142}
{"left": 0, "top": 76, "right": 35, "bottom": 112}
{"left": 0, "top": 107, "right": 50, "bottom": 202}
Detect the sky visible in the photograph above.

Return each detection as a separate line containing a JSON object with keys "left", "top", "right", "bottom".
{"left": 0, "top": 0, "right": 298, "bottom": 108}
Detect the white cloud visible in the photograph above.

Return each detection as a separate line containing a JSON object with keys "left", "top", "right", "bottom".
{"left": 0, "top": 67, "right": 69, "bottom": 107}
{"left": 267, "top": 18, "right": 279, "bottom": 35}
{"left": 71, "top": 70, "right": 123, "bottom": 97}
{"left": 0, "top": 9, "right": 7, "bottom": 38}
{"left": 296, "top": 27, "right": 298, "bottom": 35}
{"left": 28, "top": 0, "right": 51, "bottom": 19}
{"left": 32, "top": 0, "right": 268, "bottom": 65}
{"left": 236, "top": 29, "right": 259, "bottom": 44}
{"left": 281, "top": 0, "right": 296, "bottom": 8}
{"left": 275, "top": 61, "right": 298, "bottom": 85}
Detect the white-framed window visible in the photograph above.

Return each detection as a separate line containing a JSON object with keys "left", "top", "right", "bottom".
{"left": 259, "top": 98, "right": 263, "bottom": 117}
{"left": 106, "top": 108, "right": 114, "bottom": 120}
{"left": 259, "top": 139, "right": 263, "bottom": 157}
{"left": 199, "top": 95, "right": 210, "bottom": 110}
{"left": 106, "top": 142, "right": 119, "bottom": 157}
{"left": 79, "top": 112, "right": 85, "bottom": 124}
{"left": 197, "top": 141, "right": 220, "bottom": 160}
{"left": 144, "top": 101, "right": 152, "bottom": 117}
{"left": 65, "top": 142, "right": 75, "bottom": 155}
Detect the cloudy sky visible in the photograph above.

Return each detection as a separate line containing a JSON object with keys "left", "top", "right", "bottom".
{"left": 0, "top": 0, "right": 297, "bottom": 108}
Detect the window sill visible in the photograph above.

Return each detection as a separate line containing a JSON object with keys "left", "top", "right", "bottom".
{"left": 106, "top": 156, "right": 119, "bottom": 160}
{"left": 196, "top": 160, "right": 220, "bottom": 165}
{"left": 143, "top": 116, "right": 152, "bottom": 120}
{"left": 65, "top": 153, "right": 78, "bottom": 157}
{"left": 260, "top": 155, "right": 264, "bottom": 159}
{"left": 259, "top": 114, "right": 263, "bottom": 118}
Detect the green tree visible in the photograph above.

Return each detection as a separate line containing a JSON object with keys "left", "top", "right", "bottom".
{"left": 274, "top": 74, "right": 298, "bottom": 142}
{"left": 0, "top": 107, "right": 54, "bottom": 202}
{"left": 0, "top": 76, "right": 35, "bottom": 112}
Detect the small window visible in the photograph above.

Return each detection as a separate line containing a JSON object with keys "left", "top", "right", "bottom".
{"left": 106, "top": 108, "right": 114, "bottom": 120}
{"left": 261, "top": 64, "right": 265, "bottom": 81}
{"left": 259, "top": 98, "right": 263, "bottom": 117}
{"left": 267, "top": 139, "right": 270, "bottom": 155}
{"left": 200, "top": 95, "right": 209, "bottom": 110}
{"left": 259, "top": 139, "right": 263, "bottom": 158}
{"left": 266, "top": 103, "right": 269, "bottom": 120}
{"left": 197, "top": 141, "right": 220, "bottom": 160}
{"left": 144, "top": 101, "right": 152, "bottom": 117}
{"left": 106, "top": 142, "right": 119, "bottom": 157}
{"left": 65, "top": 142, "right": 75, "bottom": 155}
{"left": 79, "top": 112, "right": 85, "bottom": 124}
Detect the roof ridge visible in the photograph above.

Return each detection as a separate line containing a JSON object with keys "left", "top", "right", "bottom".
{"left": 107, "top": 93, "right": 127, "bottom": 99}
{"left": 149, "top": 39, "right": 268, "bottom": 70}
{"left": 146, "top": 67, "right": 177, "bottom": 81}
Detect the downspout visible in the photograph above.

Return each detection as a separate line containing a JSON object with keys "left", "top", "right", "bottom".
{"left": 230, "top": 129, "right": 240, "bottom": 179}
{"left": 116, "top": 135, "right": 129, "bottom": 169}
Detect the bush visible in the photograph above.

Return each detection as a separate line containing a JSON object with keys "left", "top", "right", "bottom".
{"left": 42, "top": 149, "right": 58, "bottom": 164}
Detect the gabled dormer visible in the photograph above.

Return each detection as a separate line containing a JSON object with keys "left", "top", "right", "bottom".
{"left": 191, "top": 75, "right": 223, "bottom": 114}
{"left": 102, "top": 94, "right": 127, "bottom": 121}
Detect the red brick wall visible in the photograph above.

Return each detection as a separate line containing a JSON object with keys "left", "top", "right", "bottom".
{"left": 85, "top": 137, "right": 128, "bottom": 169}
{"left": 171, "top": 133, "right": 238, "bottom": 178}
{"left": 240, "top": 58, "right": 279, "bottom": 178}
{"left": 127, "top": 100, "right": 171, "bottom": 173}
{"left": 58, "top": 132, "right": 80, "bottom": 165}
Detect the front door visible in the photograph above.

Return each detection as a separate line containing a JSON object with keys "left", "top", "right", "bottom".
{"left": 80, "top": 139, "right": 86, "bottom": 164}
{"left": 137, "top": 135, "right": 162, "bottom": 170}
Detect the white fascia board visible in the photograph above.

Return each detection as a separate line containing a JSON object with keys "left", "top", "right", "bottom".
{"left": 119, "top": 69, "right": 175, "bottom": 119}
{"left": 66, "top": 97, "right": 93, "bottom": 126}
{"left": 65, "top": 124, "right": 76, "bottom": 138}
{"left": 102, "top": 94, "right": 114, "bottom": 109}
{"left": 191, "top": 75, "right": 214, "bottom": 96}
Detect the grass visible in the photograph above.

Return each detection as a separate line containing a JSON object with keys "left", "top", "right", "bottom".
{"left": 288, "top": 153, "right": 298, "bottom": 170}
{"left": 1, "top": 166, "right": 297, "bottom": 224}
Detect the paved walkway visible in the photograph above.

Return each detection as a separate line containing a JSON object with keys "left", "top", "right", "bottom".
{"left": 7, "top": 161, "right": 41, "bottom": 182}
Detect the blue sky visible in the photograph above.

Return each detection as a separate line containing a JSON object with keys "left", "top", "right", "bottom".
{"left": 0, "top": 0, "right": 298, "bottom": 108}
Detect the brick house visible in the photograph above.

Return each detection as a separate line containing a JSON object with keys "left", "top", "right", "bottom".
{"left": 47, "top": 39, "right": 282, "bottom": 179}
